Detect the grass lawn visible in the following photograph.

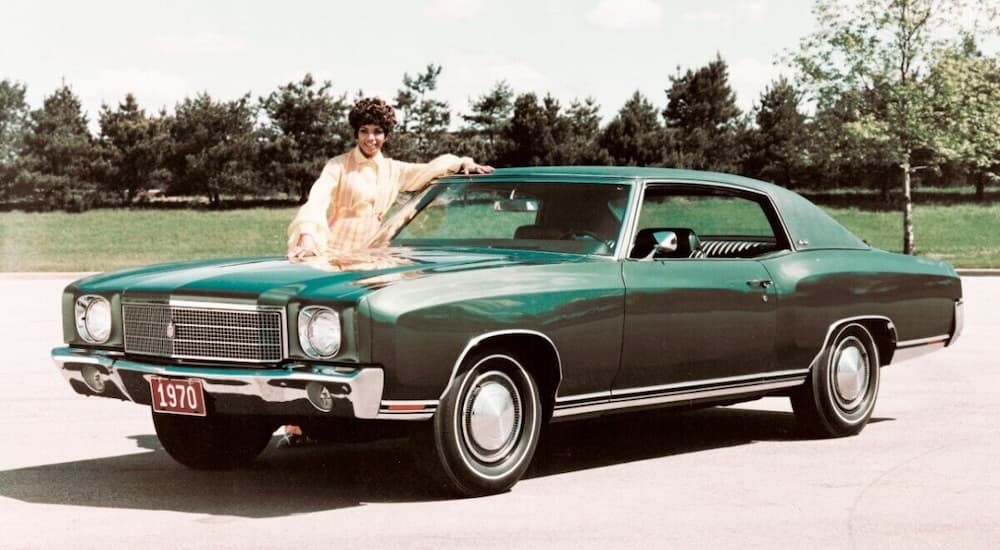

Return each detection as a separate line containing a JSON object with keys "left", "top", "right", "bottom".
{"left": 1, "top": 203, "right": 998, "bottom": 271}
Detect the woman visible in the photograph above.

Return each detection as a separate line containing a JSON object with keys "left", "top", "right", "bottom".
{"left": 281, "top": 97, "right": 493, "bottom": 447}
{"left": 287, "top": 96, "right": 493, "bottom": 260}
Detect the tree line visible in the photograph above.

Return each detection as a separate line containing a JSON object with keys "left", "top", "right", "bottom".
{"left": 1, "top": 2, "right": 998, "bottom": 244}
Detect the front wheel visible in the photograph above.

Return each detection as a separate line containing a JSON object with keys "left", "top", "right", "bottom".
{"left": 413, "top": 350, "right": 542, "bottom": 496}
{"left": 791, "top": 323, "right": 881, "bottom": 437}
{"left": 152, "top": 411, "right": 275, "bottom": 469}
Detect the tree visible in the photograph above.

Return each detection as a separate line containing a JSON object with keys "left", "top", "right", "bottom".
{"left": 97, "top": 94, "right": 169, "bottom": 205}
{"left": 927, "top": 37, "right": 1000, "bottom": 201}
{"left": 166, "top": 93, "right": 260, "bottom": 205}
{"left": 503, "top": 92, "right": 557, "bottom": 166}
{"left": 0, "top": 79, "right": 30, "bottom": 199}
{"left": 260, "top": 73, "right": 351, "bottom": 202}
{"left": 14, "top": 84, "right": 101, "bottom": 211}
{"left": 663, "top": 54, "right": 746, "bottom": 172}
{"left": 459, "top": 80, "right": 514, "bottom": 163}
{"left": 554, "top": 97, "right": 610, "bottom": 165}
{"left": 744, "top": 76, "right": 809, "bottom": 186}
{"left": 393, "top": 64, "right": 451, "bottom": 161}
{"left": 600, "top": 91, "right": 665, "bottom": 166}
{"left": 791, "top": 0, "right": 1000, "bottom": 254}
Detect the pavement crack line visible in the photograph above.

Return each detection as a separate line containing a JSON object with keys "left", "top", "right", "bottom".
{"left": 846, "top": 444, "right": 947, "bottom": 550}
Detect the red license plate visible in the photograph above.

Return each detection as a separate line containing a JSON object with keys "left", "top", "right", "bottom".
{"left": 150, "top": 377, "right": 207, "bottom": 416}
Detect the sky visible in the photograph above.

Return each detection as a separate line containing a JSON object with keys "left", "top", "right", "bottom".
{"left": 1, "top": 0, "right": 819, "bottom": 131}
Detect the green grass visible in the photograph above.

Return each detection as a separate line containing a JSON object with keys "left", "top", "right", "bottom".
{"left": 1, "top": 208, "right": 296, "bottom": 271}
{"left": 826, "top": 204, "right": 1000, "bottom": 268}
{"left": 1, "top": 203, "right": 998, "bottom": 271}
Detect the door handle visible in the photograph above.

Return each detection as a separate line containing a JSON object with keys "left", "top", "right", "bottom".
{"left": 746, "top": 279, "right": 773, "bottom": 289}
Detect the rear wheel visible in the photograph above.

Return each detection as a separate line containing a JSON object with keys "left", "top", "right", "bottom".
{"left": 792, "top": 323, "right": 881, "bottom": 437}
{"left": 412, "top": 350, "right": 542, "bottom": 496}
{"left": 152, "top": 411, "right": 275, "bottom": 469}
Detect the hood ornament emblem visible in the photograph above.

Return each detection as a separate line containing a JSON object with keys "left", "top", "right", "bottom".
{"left": 166, "top": 322, "right": 176, "bottom": 339}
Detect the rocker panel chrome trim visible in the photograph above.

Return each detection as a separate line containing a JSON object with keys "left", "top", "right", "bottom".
{"left": 552, "top": 370, "right": 808, "bottom": 418}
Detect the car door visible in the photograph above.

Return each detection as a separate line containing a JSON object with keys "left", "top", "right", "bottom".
{"left": 615, "top": 184, "right": 782, "bottom": 391}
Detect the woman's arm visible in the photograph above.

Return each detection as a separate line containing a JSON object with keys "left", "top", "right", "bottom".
{"left": 397, "top": 154, "right": 494, "bottom": 192}
{"left": 287, "top": 159, "right": 343, "bottom": 258}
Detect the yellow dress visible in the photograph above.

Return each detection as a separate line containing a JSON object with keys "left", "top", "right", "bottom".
{"left": 287, "top": 147, "right": 467, "bottom": 254}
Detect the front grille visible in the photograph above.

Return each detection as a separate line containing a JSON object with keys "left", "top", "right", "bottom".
{"left": 123, "top": 302, "right": 284, "bottom": 363}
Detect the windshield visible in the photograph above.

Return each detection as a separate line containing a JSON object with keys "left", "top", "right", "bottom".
{"left": 371, "top": 181, "right": 632, "bottom": 256}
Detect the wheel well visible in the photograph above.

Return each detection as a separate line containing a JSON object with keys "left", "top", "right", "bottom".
{"left": 857, "top": 319, "right": 896, "bottom": 366}
{"left": 464, "top": 333, "right": 561, "bottom": 422}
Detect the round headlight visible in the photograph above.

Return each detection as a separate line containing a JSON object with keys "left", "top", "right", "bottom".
{"left": 298, "top": 306, "right": 341, "bottom": 358}
{"left": 75, "top": 295, "right": 112, "bottom": 343}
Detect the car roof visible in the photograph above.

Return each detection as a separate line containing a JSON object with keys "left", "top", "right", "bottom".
{"left": 438, "top": 166, "right": 869, "bottom": 252}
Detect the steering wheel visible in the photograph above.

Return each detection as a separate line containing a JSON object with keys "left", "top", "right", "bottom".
{"left": 560, "top": 229, "right": 604, "bottom": 242}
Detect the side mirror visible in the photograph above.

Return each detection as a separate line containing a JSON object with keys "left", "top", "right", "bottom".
{"left": 652, "top": 230, "right": 678, "bottom": 255}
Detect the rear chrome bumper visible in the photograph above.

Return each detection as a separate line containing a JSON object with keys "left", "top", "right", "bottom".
{"left": 51, "top": 346, "right": 384, "bottom": 419}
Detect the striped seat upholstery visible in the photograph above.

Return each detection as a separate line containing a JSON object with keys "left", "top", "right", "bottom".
{"left": 700, "top": 240, "right": 773, "bottom": 258}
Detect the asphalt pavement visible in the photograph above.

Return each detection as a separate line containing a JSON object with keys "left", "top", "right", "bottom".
{"left": 0, "top": 274, "right": 997, "bottom": 549}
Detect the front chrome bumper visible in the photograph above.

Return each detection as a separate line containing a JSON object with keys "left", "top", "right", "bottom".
{"left": 51, "top": 346, "right": 384, "bottom": 419}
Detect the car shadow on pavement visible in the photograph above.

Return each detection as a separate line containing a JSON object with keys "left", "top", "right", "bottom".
{"left": 0, "top": 406, "right": 893, "bottom": 517}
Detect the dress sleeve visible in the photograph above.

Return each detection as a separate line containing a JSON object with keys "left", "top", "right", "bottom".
{"left": 287, "top": 159, "right": 343, "bottom": 253}
{"left": 397, "top": 154, "right": 468, "bottom": 192}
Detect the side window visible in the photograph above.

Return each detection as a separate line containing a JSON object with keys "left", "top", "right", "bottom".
{"left": 631, "top": 189, "right": 784, "bottom": 259}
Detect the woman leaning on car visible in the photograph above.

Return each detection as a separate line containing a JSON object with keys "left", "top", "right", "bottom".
{"left": 286, "top": 96, "right": 494, "bottom": 260}
{"left": 281, "top": 97, "right": 493, "bottom": 447}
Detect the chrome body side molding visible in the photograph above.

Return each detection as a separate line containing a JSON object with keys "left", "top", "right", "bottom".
{"left": 552, "top": 369, "right": 808, "bottom": 419}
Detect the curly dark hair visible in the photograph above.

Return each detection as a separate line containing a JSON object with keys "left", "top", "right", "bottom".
{"left": 348, "top": 97, "right": 397, "bottom": 136}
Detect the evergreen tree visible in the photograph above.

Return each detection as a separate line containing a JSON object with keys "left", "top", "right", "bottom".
{"left": 459, "top": 80, "right": 514, "bottom": 163}
{"left": 663, "top": 54, "right": 745, "bottom": 172}
{"left": 393, "top": 64, "right": 451, "bottom": 161}
{"left": 600, "top": 91, "right": 664, "bottom": 166}
{"left": 559, "top": 98, "right": 610, "bottom": 165}
{"left": 503, "top": 92, "right": 557, "bottom": 166}
{"left": 744, "top": 76, "right": 809, "bottom": 186}
{"left": 166, "top": 93, "right": 260, "bottom": 205}
{"left": 14, "top": 84, "right": 101, "bottom": 211}
{"left": 0, "top": 78, "right": 30, "bottom": 199}
{"left": 260, "top": 73, "right": 351, "bottom": 202}
{"left": 97, "top": 94, "right": 169, "bottom": 204}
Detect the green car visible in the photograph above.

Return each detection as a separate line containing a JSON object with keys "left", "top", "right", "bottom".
{"left": 52, "top": 167, "right": 963, "bottom": 496}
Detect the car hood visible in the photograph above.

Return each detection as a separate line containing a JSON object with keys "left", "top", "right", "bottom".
{"left": 75, "top": 247, "right": 599, "bottom": 305}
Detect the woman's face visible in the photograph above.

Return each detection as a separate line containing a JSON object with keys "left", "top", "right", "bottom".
{"left": 357, "top": 124, "right": 386, "bottom": 158}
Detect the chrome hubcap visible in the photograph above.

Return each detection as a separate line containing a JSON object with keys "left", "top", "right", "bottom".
{"left": 833, "top": 337, "right": 869, "bottom": 409}
{"left": 463, "top": 370, "right": 522, "bottom": 463}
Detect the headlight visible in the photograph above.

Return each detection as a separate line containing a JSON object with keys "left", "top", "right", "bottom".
{"left": 298, "top": 306, "right": 341, "bottom": 358}
{"left": 75, "top": 295, "right": 112, "bottom": 343}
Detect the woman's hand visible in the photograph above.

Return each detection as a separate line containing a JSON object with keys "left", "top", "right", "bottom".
{"left": 288, "top": 234, "right": 318, "bottom": 260}
{"left": 460, "top": 157, "right": 495, "bottom": 175}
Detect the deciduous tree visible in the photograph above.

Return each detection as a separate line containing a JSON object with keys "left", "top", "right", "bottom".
{"left": 791, "top": 0, "right": 999, "bottom": 254}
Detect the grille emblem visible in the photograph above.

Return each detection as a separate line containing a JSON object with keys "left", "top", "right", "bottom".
{"left": 165, "top": 322, "right": 176, "bottom": 339}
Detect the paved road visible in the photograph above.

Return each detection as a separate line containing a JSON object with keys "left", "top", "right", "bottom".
{"left": 1, "top": 275, "right": 997, "bottom": 549}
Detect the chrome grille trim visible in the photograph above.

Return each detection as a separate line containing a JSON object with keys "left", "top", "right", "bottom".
{"left": 122, "top": 301, "right": 286, "bottom": 364}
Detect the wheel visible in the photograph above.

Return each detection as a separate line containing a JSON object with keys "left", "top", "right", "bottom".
{"left": 791, "top": 323, "right": 881, "bottom": 437}
{"left": 152, "top": 410, "right": 275, "bottom": 470}
{"left": 412, "top": 349, "right": 542, "bottom": 496}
